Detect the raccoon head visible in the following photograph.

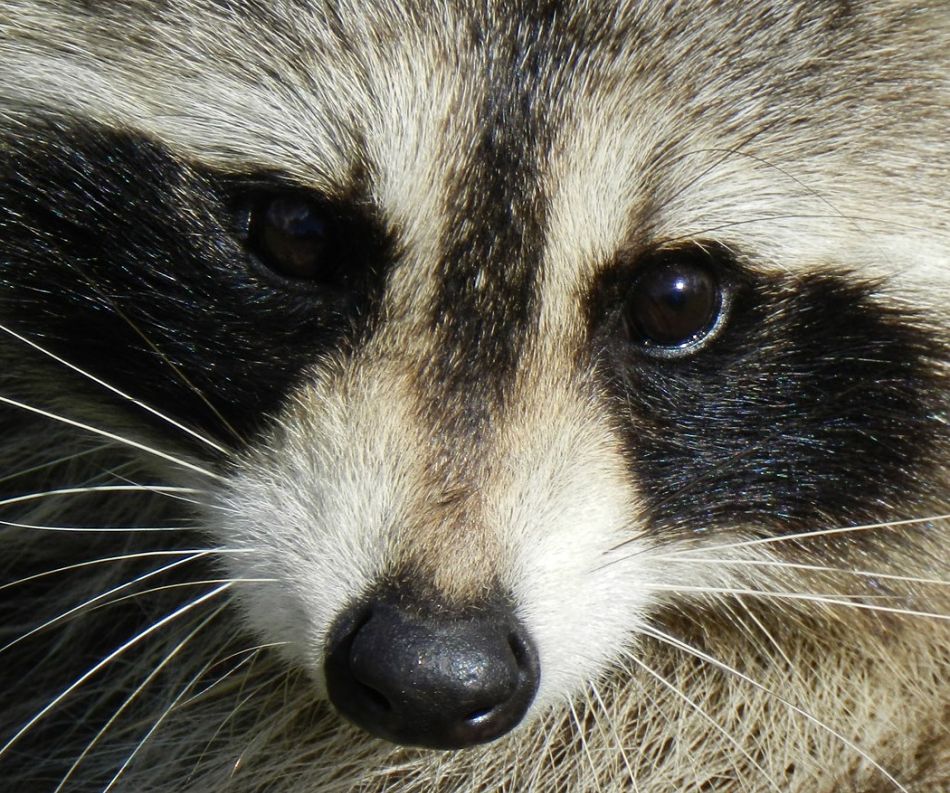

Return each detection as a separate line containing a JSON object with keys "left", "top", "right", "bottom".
{"left": 1, "top": 0, "right": 946, "bottom": 759}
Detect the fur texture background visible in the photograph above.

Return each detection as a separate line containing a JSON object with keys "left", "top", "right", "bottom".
{"left": 0, "top": 2, "right": 947, "bottom": 791}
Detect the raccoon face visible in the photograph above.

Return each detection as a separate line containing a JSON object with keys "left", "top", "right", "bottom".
{"left": 0, "top": 0, "right": 947, "bottom": 778}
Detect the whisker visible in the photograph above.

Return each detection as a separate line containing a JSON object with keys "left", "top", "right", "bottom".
{"left": 93, "top": 578, "right": 279, "bottom": 612}
{"left": 185, "top": 649, "right": 278, "bottom": 780}
{"left": 46, "top": 258, "right": 247, "bottom": 448}
{"left": 0, "top": 395, "right": 225, "bottom": 481}
{"left": 93, "top": 293, "right": 247, "bottom": 448}
{"left": 620, "top": 647, "right": 783, "bottom": 793}
{"left": 0, "top": 484, "right": 205, "bottom": 509}
{"left": 0, "top": 548, "right": 255, "bottom": 593}
{"left": 0, "top": 583, "right": 233, "bottom": 760}
{"left": 578, "top": 688, "right": 611, "bottom": 780}
{"left": 589, "top": 681, "right": 639, "bottom": 791}
{"left": 640, "top": 584, "right": 949, "bottom": 621}
{"left": 0, "top": 518, "right": 200, "bottom": 533}
{"left": 568, "top": 700, "right": 602, "bottom": 791}
{"left": 666, "top": 514, "right": 950, "bottom": 556}
{"left": 0, "top": 323, "right": 229, "bottom": 456}
{"left": 182, "top": 643, "right": 288, "bottom": 706}
{"left": 54, "top": 604, "right": 229, "bottom": 793}
{"left": 100, "top": 609, "right": 246, "bottom": 793}
{"left": 1, "top": 553, "right": 212, "bottom": 655}
{"left": 6, "top": 576, "right": 272, "bottom": 663}
{"left": 0, "top": 479, "right": 232, "bottom": 524}
{"left": 663, "top": 212, "right": 940, "bottom": 244}
{"left": 673, "top": 147, "right": 849, "bottom": 222}
{"left": 651, "top": 555, "right": 950, "bottom": 587}
{"left": 639, "top": 625, "right": 911, "bottom": 792}
{"left": 644, "top": 118, "right": 784, "bottom": 226}
{"left": 110, "top": 472, "right": 236, "bottom": 513}
{"left": 0, "top": 443, "right": 114, "bottom": 486}
{"left": 731, "top": 595, "right": 797, "bottom": 675}
{"left": 524, "top": 710, "right": 563, "bottom": 791}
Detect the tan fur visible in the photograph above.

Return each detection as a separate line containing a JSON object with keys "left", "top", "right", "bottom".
{"left": 0, "top": 2, "right": 947, "bottom": 791}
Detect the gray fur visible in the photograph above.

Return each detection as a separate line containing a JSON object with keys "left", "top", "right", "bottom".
{"left": 0, "top": 2, "right": 947, "bottom": 791}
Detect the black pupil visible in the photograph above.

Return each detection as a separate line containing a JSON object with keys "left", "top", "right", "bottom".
{"left": 628, "top": 261, "right": 720, "bottom": 347}
{"left": 254, "top": 196, "right": 331, "bottom": 281}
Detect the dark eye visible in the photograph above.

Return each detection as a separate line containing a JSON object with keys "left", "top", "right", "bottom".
{"left": 243, "top": 193, "right": 345, "bottom": 287}
{"left": 625, "top": 254, "right": 723, "bottom": 351}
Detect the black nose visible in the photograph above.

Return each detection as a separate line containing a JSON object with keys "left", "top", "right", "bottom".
{"left": 324, "top": 598, "right": 540, "bottom": 749}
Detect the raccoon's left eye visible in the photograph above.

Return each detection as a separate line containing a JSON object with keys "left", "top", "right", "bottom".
{"left": 253, "top": 196, "right": 329, "bottom": 278}
{"left": 624, "top": 252, "right": 724, "bottom": 353}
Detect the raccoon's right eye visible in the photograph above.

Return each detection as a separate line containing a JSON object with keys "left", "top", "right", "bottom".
{"left": 250, "top": 195, "right": 332, "bottom": 280}
{"left": 236, "top": 192, "right": 355, "bottom": 291}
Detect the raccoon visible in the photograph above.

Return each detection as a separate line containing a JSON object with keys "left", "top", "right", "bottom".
{"left": 0, "top": 1, "right": 947, "bottom": 791}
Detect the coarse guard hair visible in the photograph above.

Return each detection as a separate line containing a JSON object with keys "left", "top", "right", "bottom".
{"left": 0, "top": 1, "right": 947, "bottom": 791}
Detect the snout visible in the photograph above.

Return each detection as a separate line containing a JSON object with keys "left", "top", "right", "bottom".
{"left": 324, "top": 594, "right": 540, "bottom": 749}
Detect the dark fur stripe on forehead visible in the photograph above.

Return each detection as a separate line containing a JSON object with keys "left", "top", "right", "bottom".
{"left": 419, "top": 6, "right": 577, "bottom": 433}
{"left": 590, "top": 250, "right": 949, "bottom": 538}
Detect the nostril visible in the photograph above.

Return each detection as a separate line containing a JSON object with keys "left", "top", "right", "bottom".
{"left": 463, "top": 706, "right": 495, "bottom": 723}
{"left": 508, "top": 631, "right": 528, "bottom": 665}
{"left": 355, "top": 681, "right": 392, "bottom": 713}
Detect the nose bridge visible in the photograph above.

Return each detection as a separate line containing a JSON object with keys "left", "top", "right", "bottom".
{"left": 365, "top": 38, "right": 561, "bottom": 602}
{"left": 376, "top": 286, "right": 587, "bottom": 606}
{"left": 389, "top": 447, "right": 501, "bottom": 604}
{"left": 383, "top": 203, "right": 548, "bottom": 602}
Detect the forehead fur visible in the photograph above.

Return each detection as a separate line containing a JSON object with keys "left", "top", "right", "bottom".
{"left": 2, "top": 1, "right": 947, "bottom": 299}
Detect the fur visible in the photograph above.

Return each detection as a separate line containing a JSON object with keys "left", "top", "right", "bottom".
{"left": 0, "top": 1, "right": 947, "bottom": 791}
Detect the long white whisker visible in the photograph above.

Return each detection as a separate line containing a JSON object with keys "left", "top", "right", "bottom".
{"left": 666, "top": 514, "right": 950, "bottom": 556}
{"left": 182, "top": 642, "right": 288, "bottom": 706}
{"left": 639, "top": 625, "right": 910, "bottom": 792}
{"left": 54, "top": 604, "right": 229, "bottom": 793}
{"left": 568, "top": 701, "right": 602, "bottom": 791}
{"left": 651, "top": 555, "right": 950, "bottom": 587}
{"left": 0, "top": 395, "right": 225, "bottom": 481}
{"left": 0, "top": 518, "right": 197, "bottom": 533}
{"left": 88, "top": 291, "right": 247, "bottom": 447}
{"left": 621, "top": 647, "right": 784, "bottom": 793}
{"left": 0, "top": 553, "right": 212, "bottom": 655}
{"left": 0, "top": 323, "right": 229, "bottom": 455}
{"left": 92, "top": 579, "right": 278, "bottom": 612}
{"left": 731, "top": 595, "right": 798, "bottom": 675}
{"left": 9, "top": 577, "right": 272, "bottom": 648}
{"left": 0, "top": 548, "right": 255, "bottom": 593}
{"left": 184, "top": 648, "right": 280, "bottom": 779}
{"left": 589, "top": 682, "right": 639, "bottom": 792}
{"left": 113, "top": 472, "right": 234, "bottom": 514}
{"left": 641, "top": 584, "right": 948, "bottom": 621}
{"left": 527, "top": 716, "right": 555, "bottom": 790}
{"left": 0, "top": 443, "right": 114, "bottom": 486}
{"left": 0, "top": 583, "right": 233, "bottom": 760}
{"left": 0, "top": 484, "right": 204, "bottom": 509}
{"left": 110, "top": 472, "right": 235, "bottom": 513}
